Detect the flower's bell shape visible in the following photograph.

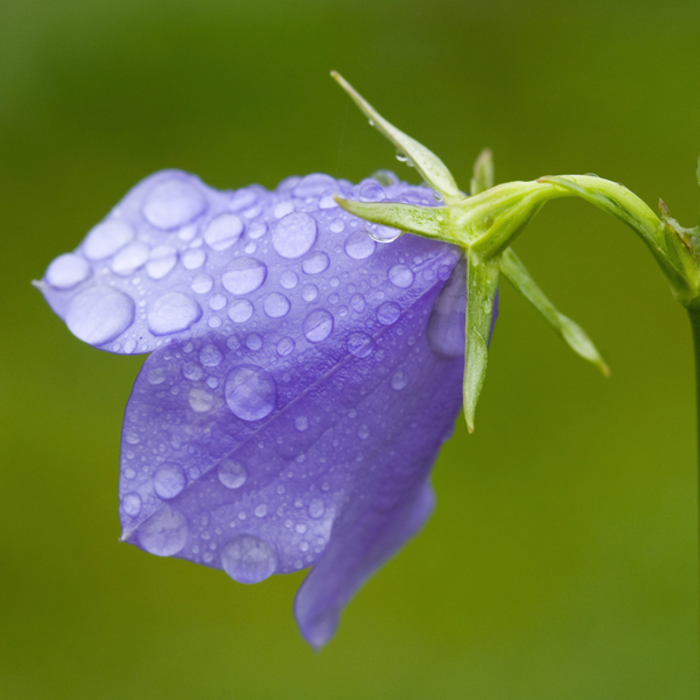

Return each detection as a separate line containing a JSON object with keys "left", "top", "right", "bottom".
{"left": 38, "top": 169, "right": 472, "bottom": 648}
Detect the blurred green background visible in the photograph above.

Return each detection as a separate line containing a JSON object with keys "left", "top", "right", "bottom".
{"left": 1, "top": 0, "right": 699, "bottom": 697}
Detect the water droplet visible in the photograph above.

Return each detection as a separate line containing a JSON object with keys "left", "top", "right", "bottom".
{"left": 207, "top": 376, "right": 219, "bottom": 389}
{"left": 147, "top": 292, "right": 202, "bottom": 335}
{"left": 303, "top": 309, "right": 334, "bottom": 343}
{"left": 137, "top": 505, "right": 188, "bottom": 556}
{"left": 389, "top": 265, "right": 414, "bottom": 288}
{"left": 66, "top": 286, "right": 135, "bottom": 345}
{"left": 143, "top": 178, "right": 207, "bottom": 230}
{"left": 148, "top": 368, "right": 166, "bottom": 385}
{"left": 46, "top": 253, "right": 91, "bottom": 289}
{"left": 274, "top": 201, "right": 294, "bottom": 219}
{"left": 330, "top": 219, "right": 345, "bottom": 233}
{"left": 191, "top": 272, "right": 213, "bottom": 294}
{"left": 347, "top": 332, "right": 373, "bottom": 357}
{"left": 182, "top": 361, "right": 203, "bottom": 381}
{"left": 244, "top": 241, "right": 257, "bottom": 254}
{"left": 225, "top": 364, "right": 277, "bottom": 421}
{"left": 228, "top": 189, "right": 257, "bottom": 212}
{"left": 280, "top": 270, "right": 298, "bottom": 289}
{"left": 182, "top": 248, "right": 206, "bottom": 270}
{"left": 357, "top": 424, "right": 370, "bottom": 439}
{"left": 228, "top": 299, "right": 253, "bottom": 323}
{"left": 248, "top": 222, "right": 267, "bottom": 239}
{"left": 359, "top": 181, "right": 385, "bottom": 202}
{"left": 124, "top": 339, "right": 137, "bottom": 354}
{"left": 302, "top": 251, "right": 330, "bottom": 275}
{"left": 295, "top": 416, "right": 309, "bottom": 432}
{"left": 377, "top": 301, "right": 401, "bottom": 325}
{"left": 154, "top": 463, "right": 186, "bottom": 499}
{"left": 254, "top": 504, "right": 267, "bottom": 518}
{"left": 350, "top": 293, "right": 365, "bottom": 313}
{"left": 263, "top": 292, "right": 290, "bottom": 318}
{"left": 145, "top": 245, "right": 178, "bottom": 280}
{"left": 272, "top": 212, "right": 317, "bottom": 259}
{"left": 208, "top": 293, "right": 227, "bottom": 311}
{"left": 366, "top": 222, "right": 402, "bottom": 243}
{"left": 302, "top": 284, "right": 318, "bottom": 302}
{"left": 122, "top": 493, "right": 142, "bottom": 517}
{"left": 112, "top": 241, "right": 149, "bottom": 275}
{"left": 433, "top": 191, "right": 444, "bottom": 202}
{"left": 222, "top": 257, "right": 267, "bottom": 295}
{"left": 277, "top": 336, "right": 295, "bottom": 356}
{"left": 83, "top": 220, "right": 135, "bottom": 260}
{"left": 319, "top": 194, "right": 338, "bottom": 209}
{"left": 217, "top": 459, "right": 247, "bottom": 489}
{"left": 199, "top": 344, "right": 223, "bottom": 367}
{"left": 293, "top": 173, "right": 336, "bottom": 198}
{"left": 221, "top": 534, "right": 278, "bottom": 584}
{"left": 188, "top": 387, "right": 214, "bottom": 413}
{"left": 203, "top": 213, "right": 244, "bottom": 251}
{"left": 395, "top": 152, "right": 408, "bottom": 163}
{"left": 370, "top": 169, "right": 399, "bottom": 187}
{"left": 391, "top": 370, "right": 408, "bottom": 390}
{"left": 330, "top": 277, "right": 339, "bottom": 288}
{"left": 344, "top": 230, "right": 376, "bottom": 260}
{"left": 246, "top": 333, "right": 263, "bottom": 351}
{"left": 308, "top": 499, "right": 325, "bottom": 518}
{"left": 295, "top": 523, "right": 307, "bottom": 534}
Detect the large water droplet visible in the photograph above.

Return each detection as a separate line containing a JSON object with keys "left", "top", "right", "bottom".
{"left": 272, "top": 212, "right": 317, "bottom": 259}
{"left": 83, "top": 220, "right": 134, "bottom": 260}
{"left": 46, "top": 253, "right": 91, "bottom": 289}
{"left": 221, "top": 534, "right": 278, "bottom": 584}
{"left": 203, "top": 214, "right": 244, "bottom": 251}
{"left": 228, "top": 299, "right": 253, "bottom": 323}
{"left": 344, "top": 230, "right": 376, "bottom": 260}
{"left": 302, "top": 252, "right": 330, "bottom": 275}
{"left": 146, "top": 245, "right": 178, "bottom": 280}
{"left": 143, "top": 179, "right": 207, "bottom": 230}
{"left": 388, "top": 264, "right": 414, "bottom": 288}
{"left": 279, "top": 270, "right": 298, "bottom": 289}
{"left": 225, "top": 364, "right": 277, "bottom": 421}
{"left": 66, "top": 286, "right": 135, "bottom": 345}
{"left": 217, "top": 458, "right": 247, "bottom": 489}
{"left": 377, "top": 301, "right": 401, "bottom": 325}
{"left": 222, "top": 257, "right": 267, "bottom": 295}
{"left": 121, "top": 492, "right": 142, "bottom": 517}
{"left": 137, "top": 505, "right": 188, "bottom": 556}
{"left": 147, "top": 292, "right": 202, "bottom": 335}
{"left": 112, "top": 241, "right": 149, "bottom": 275}
{"left": 293, "top": 173, "right": 337, "bottom": 198}
{"left": 303, "top": 309, "right": 334, "bottom": 343}
{"left": 154, "top": 463, "right": 187, "bottom": 500}
{"left": 182, "top": 248, "right": 207, "bottom": 270}
{"left": 263, "top": 292, "right": 290, "bottom": 318}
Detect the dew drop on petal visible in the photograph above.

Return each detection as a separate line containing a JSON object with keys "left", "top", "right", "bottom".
{"left": 277, "top": 336, "right": 295, "bottom": 356}
{"left": 143, "top": 179, "right": 207, "bottom": 230}
{"left": 191, "top": 272, "right": 213, "bottom": 294}
{"left": 112, "top": 242, "right": 150, "bottom": 275}
{"left": 225, "top": 365, "right": 277, "bottom": 421}
{"left": 391, "top": 370, "right": 408, "bottom": 390}
{"left": 263, "top": 292, "right": 290, "bottom": 318}
{"left": 350, "top": 293, "right": 365, "bottom": 313}
{"left": 217, "top": 459, "right": 247, "bottom": 489}
{"left": 357, "top": 424, "right": 370, "bottom": 439}
{"left": 301, "top": 284, "right": 318, "bottom": 302}
{"left": 154, "top": 463, "right": 187, "bottom": 500}
{"left": 246, "top": 333, "right": 263, "bottom": 351}
{"left": 347, "top": 331, "right": 373, "bottom": 357}
{"left": 188, "top": 387, "right": 215, "bottom": 413}
{"left": 221, "top": 534, "right": 278, "bottom": 584}
{"left": 389, "top": 264, "right": 414, "bottom": 288}
{"left": 147, "top": 292, "right": 202, "bottom": 335}
{"left": 66, "top": 286, "right": 135, "bottom": 345}
{"left": 182, "top": 248, "right": 207, "bottom": 270}
{"left": 222, "top": 257, "right": 267, "bottom": 295}
{"left": 182, "top": 361, "right": 203, "bottom": 381}
{"left": 83, "top": 221, "right": 134, "bottom": 260}
{"left": 199, "top": 344, "right": 223, "bottom": 367}
{"left": 295, "top": 416, "right": 309, "bottom": 432}
{"left": 228, "top": 299, "right": 254, "bottom": 323}
{"left": 146, "top": 245, "right": 178, "bottom": 280}
{"left": 303, "top": 309, "right": 334, "bottom": 343}
{"left": 366, "top": 222, "right": 401, "bottom": 243}
{"left": 203, "top": 213, "right": 244, "bottom": 251}
{"left": 293, "top": 174, "right": 337, "bottom": 198}
{"left": 302, "top": 251, "right": 330, "bottom": 275}
{"left": 122, "top": 493, "right": 142, "bottom": 517}
{"left": 208, "top": 293, "right": 227, "bottom": 311}
{"left": 272, "top": 212, "right": 317, "bottom": 259}
{"left": 254, "top": 504, "right": 267, "bottom": 518}
{"left": 344, "top": 230, "right": 376, "bottom": 260}
{"left": 137, "top": 506, "right": 188, "bottom": 556}
{"left": 308, "top": 499, "right": 325, "bottom": 519}
{"left": 330, "top": 219, "right": 345, "bottom": 234}
{"left": 46, "top": 253, "right": 91, "bottom": 289}
{"left": 274, "top": 201, "right": 294, "bottom": 219}
{"left": 377, "top": 301, "right": 401, "bottom": 325}
{"left": 280, "top": 270, "right": 298, "bottom": 290}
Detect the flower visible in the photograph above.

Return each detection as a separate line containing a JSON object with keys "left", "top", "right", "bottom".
{"left": 38, "top": 168, "right": 472, "bottom": 648}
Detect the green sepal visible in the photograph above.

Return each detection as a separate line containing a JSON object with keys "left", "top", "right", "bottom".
{"left": 464, "top": 252, "right": 500, "bottom": 432}
{"left": 499, "top": 248, "right": 610, "bottom": 376}
{"left": 470, "top": 149, "right": 494, "bottom": 195}
{"left": 331, "top": 71, "right": 464, "bottom": 205}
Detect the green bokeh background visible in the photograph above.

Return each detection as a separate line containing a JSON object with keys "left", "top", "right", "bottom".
{"left": 1, "top": 0, "right": 699, "bottom": 697}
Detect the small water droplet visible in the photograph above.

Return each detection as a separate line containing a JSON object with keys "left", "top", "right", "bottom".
{"left": 295, "top": 523, "right": 307, "bottom": 534}
{"left": 217, "top": 459, "right": 247, "bottom": 489}
{"left": 221, "top": 534, "right": 278, "bottom": 584}
{"left": 146, "top": 245, "right": 178, "bottom": 280}
{"left": 254, "top": 504, "right": 268, "bottom": 518}
{"left": 137, "top": 505, "right": 188, "bottom": 556}
{"left": 203, "top": 213, "right": 244, "bottom": 251}
{"left": 228, "top": 299, "right": 254, "bottom": 323}
{"left": 274, "top": 201, "right": 295, "bottom": 219}
{"left": 225, "top": 364, "right": 277, "bottom": 421}
{"left": 302, "top": 284, "right": 318, "bottom": 302}
{"left": 366, "top": 222, "right": 402, "bottom": 243}
{"left": 199, "top": 344, "right": 223, "bottom": 367}
{"left": 188, "top": 387, "right": 215, "bottom": 412}
{"left": 182, "top": 361, "right": 204, "bottom": 381}
{"left": 330, "top": 219, "right": 345, "bottom": 234}
{"left": 147, "top": 292, "right": 202, "bottom": 335}
{"left": 350, "top": 293, "right": 365, "bottom": 313}
{"left": 246, "top": 333, "right": 263, "bottom": 351}
{"left": 272, "top": 212, "right": 318, "bottom": 259}
{"left": 122, "top": 493, "right": 142, "bottom": 517}
{"left": 308, "top": 499, "right": 325, "bottom": 518}
{"left": 303, "top": 309, "right": 334, "bottom": 343}
{"left": 111, "top": 241, "right": 150, "bottom": 275}
{"left": 377, "top": 301, "right": 401, "bottom": 325}
{"left": 347, "top": 332, "right": 373, "bottom": 358}
{"left": 293, "top": 173, "right": 337, "bottom": 198}
{"left": 222, "top": 257, "right": 267, "bottom": 295}
{"left": 302, "top": 251, "right": 330, "bottom": 275}
{"left": 263, "top": 292, "right": 291, "bottom": 318}
{"left": 154, "top": 463, "right": 186, "bottom": 499}
{"left": 295, "top": 416, "right": 309, "bottom": 432}
{"left": 391, "top": 370, "right": 408, "bottom": 390}
{"left": 344, "top": 230, "right": 376, "bottom": 259}
{"left": 277, "top": 336, "right": 295, "bottom": 356}
{"left": 357, "top": 424, "right": 370, "bottom": 440}
{"left": 280, "top": 270, "right": 298, "bottom": 289}
{"left": 124, "top": 468, "right": 136, "bottom": 479}
{"left": 389, "top": 265, "right": 414, "bottom": 288}
{"left": 182, "top": 248, "right": 207, "bottom": 270}
{"left": 396, "top": 152, "right": 408, "bottom": 163}
{"left": 208, "top": 293, "right": 227, "bottom": 311}
{"left": 359, "top": 181, "right": 385, "bottom": 202}
{"left": 143, "top": 178, "right": 206, "bottom": 230}
{"left": 248, "top": 222, "right": 267, "bottom": 239}
{"left": 191, "top": 272, "right": 213, "bottom": 294}
{"left": 66, "top": 286, "right": 135, "bottom": 345}
{"left": 370, "top": 169, "right": 399, "bottom": 187}
{"left": 147, "top": 368, "right": 166, "bottom": 385}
